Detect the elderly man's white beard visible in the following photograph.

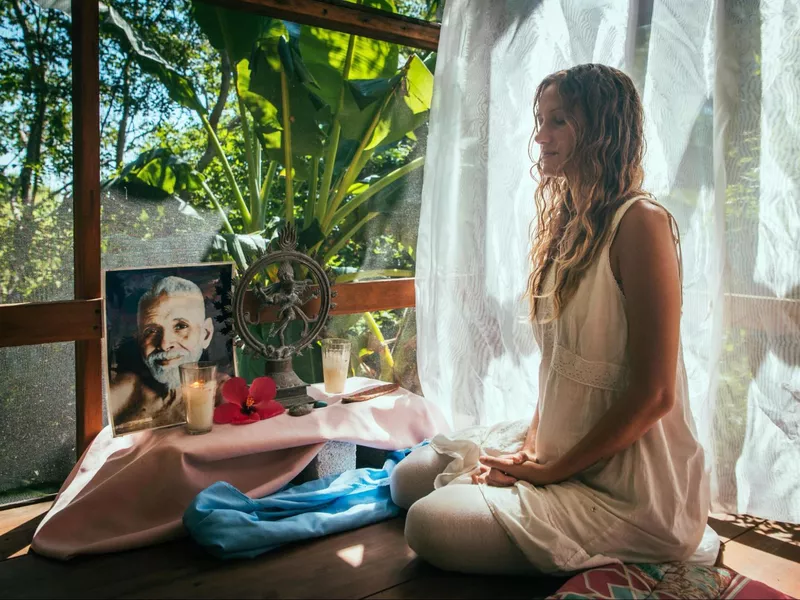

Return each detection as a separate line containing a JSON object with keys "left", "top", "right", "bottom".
{"left": 145, "top": 347, "right": 204, "bottom": 390}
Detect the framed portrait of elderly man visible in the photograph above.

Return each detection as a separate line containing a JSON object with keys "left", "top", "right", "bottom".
{"left": 104, "top": 263, "right": 237, "bottom": 436}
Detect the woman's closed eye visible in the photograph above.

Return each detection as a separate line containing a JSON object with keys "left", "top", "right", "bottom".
{"left": 537, "top": 115, "right": 568, "bottom": 128}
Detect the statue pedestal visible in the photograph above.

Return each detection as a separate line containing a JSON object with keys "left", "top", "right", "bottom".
{"left": 265, "top": 357, "right": 313, "bottom": 408}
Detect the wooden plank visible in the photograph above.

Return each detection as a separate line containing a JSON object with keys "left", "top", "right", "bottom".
{"left": 707, "top": 512, "right": 764, "bottom": 544}
{"left": 196, "top": 0, "right": 440, "bottom": 51}
{"left": 753, "top": 520, "right": 800, "bottom": 548}
{"left": 724, "top": 293, "right": 800, "bottom": 335}
{"left": 0, "top": 518, "right": 424, "bottom": 599}
{"left": 0, "top": 538, "right": 213, "bottom": 599}
{"left": 723, "top": 530, "right": 800, "bottom": 597}
{"left": 367, "top": 571, "right": 569, "bottom": 600}
{"left": 71, "top": 0, "right": 104, "bottom": 456}
{"left": 0, "top": 279, "right": 414, "bottom": 348}
{"left": 331, "top": 278, "right": 415, "bottom": 315}
{"left": 251, "top": 278, "right": 416, "bottom": 323}
{"left": 0, "top": 300, "right": 102, "bottom": 348}
{"left": 0, "top": 502, "right": 53, "bottom": 562}
{"left": 124, "top": 518, "right": 422, "bottom": 600}
{"left": 5, "top": 287, "right": 799, "bottom": 348}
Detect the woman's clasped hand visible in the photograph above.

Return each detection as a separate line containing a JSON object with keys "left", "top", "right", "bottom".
{"left": 470, "top": 451, "right": 563, "bottom": 487}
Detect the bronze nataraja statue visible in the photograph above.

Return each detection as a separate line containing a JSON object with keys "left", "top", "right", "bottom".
{"left": 231, "top": 223, "right": 334, "bottom": 410}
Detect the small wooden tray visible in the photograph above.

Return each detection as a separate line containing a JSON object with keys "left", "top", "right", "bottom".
{"left": 341, "top": 383, "right": 400, "bottom": 403}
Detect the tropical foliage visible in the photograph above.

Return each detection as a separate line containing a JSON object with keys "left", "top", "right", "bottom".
{"left": 2, "top": 0, "right": 438, "bottom": 382}
{"left": 103, "top": 1, "right": 434, "bottom": 275}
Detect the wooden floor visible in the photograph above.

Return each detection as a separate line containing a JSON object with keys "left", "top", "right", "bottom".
{"left": 0, "top": 502, "right": 798, "bottom": 599}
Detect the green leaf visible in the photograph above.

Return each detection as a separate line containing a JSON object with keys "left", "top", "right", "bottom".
{"left": 192, "top": 2, "right": 268, "bottom": 64}
{"left": 100, "top": 4, "right": 206, "bottom": 114}
{"left": 347, "top": 182, "right": 370, "bottom": 195}
{"left": 347, "top": 75, "right": 399, "bottom": 110}
{"left": 237, "top": 59, "right": 281, "bottom": 133}
{"left": 212, "top": 232, "right": 270, "bottom": 270}
{"left": 104, "top": 148, "right": 204, "bottom": 199}
{"left": 297, "top": 0, "right": 399, "bottom": 140}
{"left": 298, "top": 218, "right": 325, "bottom": 251}
{"left": 246, "top": 23, "right": 329, "bottom": 158}
{"left": 347, "top": 54, "right": 434, "bottom": 150}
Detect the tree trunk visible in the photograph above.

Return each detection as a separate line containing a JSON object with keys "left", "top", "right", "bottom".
{"left": 197, "top": 53, "right": 232, "bottom": 173}
{"left": 12, "top": 0, "right": 47, "bottom": 206}
{"left": 115, "top": 58, "right": 133, "bottom": 168}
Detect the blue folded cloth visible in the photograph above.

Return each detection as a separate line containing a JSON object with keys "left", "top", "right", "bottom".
{"left": 183, "top": 445, "right": 421, "bottom": 559}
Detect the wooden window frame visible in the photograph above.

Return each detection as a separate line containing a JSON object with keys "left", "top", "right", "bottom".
{"left": 0, "top": 0, "right": 438, "bottom": 456}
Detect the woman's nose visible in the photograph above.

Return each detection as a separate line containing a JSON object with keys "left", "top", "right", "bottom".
{"left": 534, "top": 126, "right": 549, "bottom": 145}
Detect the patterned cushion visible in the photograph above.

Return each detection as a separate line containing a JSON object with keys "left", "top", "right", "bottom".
{"left": 548, "top": 563, "right": 794, "bottom": 600}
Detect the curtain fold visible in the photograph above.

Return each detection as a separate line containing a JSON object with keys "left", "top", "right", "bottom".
{"left": 417, "top": 0, "right": 800, "bottom": 522}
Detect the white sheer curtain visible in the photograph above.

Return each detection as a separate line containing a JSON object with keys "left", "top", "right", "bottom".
{"left": 416, "top": 0, "right": 800, "bottom": 523}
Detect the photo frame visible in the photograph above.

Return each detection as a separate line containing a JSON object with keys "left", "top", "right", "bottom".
{"left": 103, "top": 263, "right": 237, "bottom": 436}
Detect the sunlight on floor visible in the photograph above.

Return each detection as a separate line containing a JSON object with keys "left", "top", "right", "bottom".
{"left": 8, "top": 545, "right": 29, "bottom": 559}
{"left": 336, "top": 544, "right": 365, "bottom": 567}
{"left": 724, "top": 540, "right": 800, "bottom": 597}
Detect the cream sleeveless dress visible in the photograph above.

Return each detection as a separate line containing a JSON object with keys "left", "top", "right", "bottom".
{"left": 428, "top": 198, "right": 711, "bottom": 573}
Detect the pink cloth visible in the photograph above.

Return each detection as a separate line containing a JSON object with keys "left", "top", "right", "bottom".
{"left": 32, "top": 378, "right": 449, "bottom": 560}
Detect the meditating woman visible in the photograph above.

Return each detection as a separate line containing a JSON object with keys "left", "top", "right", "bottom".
{"left": 390, "top": 64, "right": 709, "bottom": 574}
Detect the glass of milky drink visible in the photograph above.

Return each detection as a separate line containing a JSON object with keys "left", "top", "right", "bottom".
{"left": 179, "top": 362, "right": 217, "bottom": 434}
{"left": 321, "top": 338, "right": 351, "bottom": 394}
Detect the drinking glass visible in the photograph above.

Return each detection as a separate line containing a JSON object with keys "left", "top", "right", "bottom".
{"left": 321, "top": 338, "right": 351, "bottom": 394}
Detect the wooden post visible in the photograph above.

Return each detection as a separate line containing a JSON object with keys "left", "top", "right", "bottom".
{"left": 72, "top": 0, "right": 103, "bottom": 456}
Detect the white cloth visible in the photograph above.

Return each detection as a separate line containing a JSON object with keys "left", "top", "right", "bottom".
{"left": 417, "top": 0, "right": 800, "bottom": 524}
{"left": 427, "top": 199, "right": 713, "bottom": 573}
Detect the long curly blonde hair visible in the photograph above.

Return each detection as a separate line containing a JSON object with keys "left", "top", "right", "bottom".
{"left": 527, "top": 64, "right": 648, "bottom": 321}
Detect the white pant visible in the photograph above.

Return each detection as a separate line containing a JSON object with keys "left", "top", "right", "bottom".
{"left": 390, "top": 445, "right": 538, "bottom": 575}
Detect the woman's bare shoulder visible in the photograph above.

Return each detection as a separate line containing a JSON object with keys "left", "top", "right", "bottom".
{"left": 620, "top": 198, "right": 671, "bottom": 235}
{"left": 611, "top": 199, "right": 677, "bottom": 286}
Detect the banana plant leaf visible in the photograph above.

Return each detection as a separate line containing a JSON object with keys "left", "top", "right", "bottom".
{"left": 347, "top": 54, "right": 434, "bottom": 150}
{"left": 211, "top": 232, "right": 272, "bottom": 271}
{"left": 246, "top": 21, "right": 330, "bottom": 159}
{"left": 191, "top": 2, "right": 268, "bottom": 64}
{"left": 99, "top": 4, "right": 206, "bottom": 115}
{"left": 103, "top": 148, "right": 205, "bottom": 200}
{"left": 298, "top": 218, "right": 325, "bottom": 252}
{"left": 297, "top": 0, "right": 399, "bottom": 141}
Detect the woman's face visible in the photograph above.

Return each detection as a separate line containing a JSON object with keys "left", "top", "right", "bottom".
{"left": 534, "top": 84, "right": 577, "bottom": 177}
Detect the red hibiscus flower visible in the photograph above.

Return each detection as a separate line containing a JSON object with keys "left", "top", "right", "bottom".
{"left": 213, "top": 377, "right": 284, "bottom": 425}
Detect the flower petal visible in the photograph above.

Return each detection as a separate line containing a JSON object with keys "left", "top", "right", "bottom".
{"left": 222, "top": 377, "right": 250, "bottom": 405}
{"left": 213, "top": 402, "right": 242, "bottom": 424}
{"left": 231, "top": 413, "right": 261, "bottom": 425}
{"left": 254, "top": 398, "right": 285, "bottom": 420}
{"left": 249, "top": 376, "right": 277, "bottom": 402}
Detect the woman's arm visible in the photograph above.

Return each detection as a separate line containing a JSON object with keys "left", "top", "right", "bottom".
{"left": 522, "top": 408, "right": 539, "bottom": 453}
{"left": 481, "top": 201, "right": 682, "bottom": 485}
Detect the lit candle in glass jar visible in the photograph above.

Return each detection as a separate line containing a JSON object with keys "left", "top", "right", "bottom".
{"left": 179, "top": 362, "right": 217, "bottom": 435}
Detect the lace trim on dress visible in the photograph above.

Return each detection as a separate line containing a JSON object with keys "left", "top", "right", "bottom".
{"left": 551, "top": 343, "right": 629, "bottom": 392}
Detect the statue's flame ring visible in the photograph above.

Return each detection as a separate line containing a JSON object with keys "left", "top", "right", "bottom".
{"left": 232, "top": 250, "right": 332, "bottom": 358}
